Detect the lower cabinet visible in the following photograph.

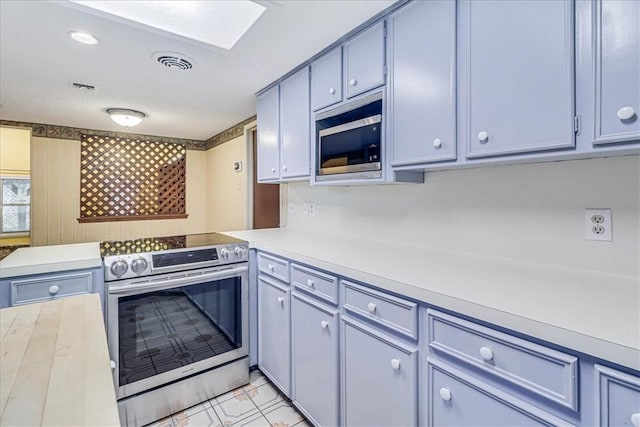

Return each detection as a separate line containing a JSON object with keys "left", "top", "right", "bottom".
{"left": 292, "top": 292, "right": 339, "bottom": 427}
{"left": 342, "top": 316, "right": 418, "bottom": 427}
{"left": 595, "top": 365, "right": 640, "bottom": 427}
{"left": 257, "top": 275, "right": 291, "bottom": 396}
{"left": 426, "top": 359, "right": 574, "bottom": 427}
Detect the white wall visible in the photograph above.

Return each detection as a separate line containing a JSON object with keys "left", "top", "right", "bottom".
{"left": 285, "top": 156, "right": 640, "bottom": 277}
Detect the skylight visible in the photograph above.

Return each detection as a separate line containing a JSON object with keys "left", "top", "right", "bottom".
{"left": 69, "top": 0, "right": 266, "bottom": 50}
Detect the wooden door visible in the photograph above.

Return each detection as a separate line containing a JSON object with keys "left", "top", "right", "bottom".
{"left": 252, "top": 129, "right": 280, "bottom": 229}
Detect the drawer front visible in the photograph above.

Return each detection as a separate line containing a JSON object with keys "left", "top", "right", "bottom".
{"left": 343, "top": 280, "right": 418, "bottom": 340}
{"left": 11, "top": 271, "right": 94, "bottom": 306}
{"left": 427, "top": 309, "right": 578, "bottom": 410}
{"left": 595, "top": 365, "right": 640, "bottom": 427}
{"left": 257, "top": 252, "right": 290, "bottom": 283}
{"left": 291, "top": 263, "right": 338, "bottom": 304}
{"left": 427, "top": 359, "right": 574, "bottom": 427}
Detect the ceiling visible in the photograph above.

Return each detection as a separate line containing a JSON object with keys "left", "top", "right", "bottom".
{"left": 0, "top": 0, "right": 396, "bottom": 141}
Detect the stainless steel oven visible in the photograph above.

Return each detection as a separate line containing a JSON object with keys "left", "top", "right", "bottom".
{"left": 102, "top": 233, "right": 249, "bottom": 427}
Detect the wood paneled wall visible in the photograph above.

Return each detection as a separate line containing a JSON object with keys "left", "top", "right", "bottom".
{"left": 31, "top": 137, "right": 207, "bottom": 246}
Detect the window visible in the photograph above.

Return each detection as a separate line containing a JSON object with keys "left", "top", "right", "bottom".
{"left": 1, "top": 177, "right": 30, "bottom": 233}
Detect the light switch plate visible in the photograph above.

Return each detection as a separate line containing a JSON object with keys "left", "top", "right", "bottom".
{"left": 287, "top": 203, "right": 296, "bottom": 215}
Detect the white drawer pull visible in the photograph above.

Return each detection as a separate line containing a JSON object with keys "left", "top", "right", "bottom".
{"left": 329, "top": 87, "right": 336, "bottom": 95}
{"left": 271, "top": 167, "right": 276, "bottom": 174}
{"left": 282, "top": 165, "right": 287, "bottom": 171}
{"left": 433, "top": 138, "right": 442, "bottom": 149}
{"left": 349, "top": 78, "right": 357, "bottom": 86}
{"left": 306, "top": 279, "right": 315, "bottom": 288}
{"left": 439, "top": 387, "right": 452, "bottom": 401}
{"left": 631, "top": 413, "right": 640, "bottom": 427}
{"left": 277, "top": 296, "right": 284, "bottom": 305}
{"left": 321, "top": 320, "right": 329, "bottom": 329}
{"left": 617, "top": 106, "right": 636, "bottom": 121}
{"left": 268, "top": 264, "right": 274, "bottom": 271}
{"left": 48, "top": 285, "right": 60, "bottom": 295}
{"left": 390, "top": 359, "right": 401, "bottom": 370}
{"left": 110, "top": 360, "right": 116, "bottom": 370}
{"left": 477, "top": 131, "right": 489, "bottom": 143}
{"left": 479, "top": 346, "right": 494, "bottom": 361}
{"left": 367, "top": 302, "right": 377, "bottom": 313}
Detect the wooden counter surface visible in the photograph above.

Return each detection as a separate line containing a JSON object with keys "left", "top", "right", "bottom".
{"left": 0, "top": 294, "right": 120, "bottom": 426}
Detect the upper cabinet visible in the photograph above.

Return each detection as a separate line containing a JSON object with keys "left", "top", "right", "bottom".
{"left": 389, "top": 0, "right": 457, "bottom": 166}
{"left": 256, "top": 68, "right": 310, "bottom": 183}
{"left": 461, "top": 0, "right": 575, "bottom": 158}
{"left": 311, "top": 48, "right": 343, "bottom": 111}
{"left": 344, "top": 21, "right": 386, "bottom": 99}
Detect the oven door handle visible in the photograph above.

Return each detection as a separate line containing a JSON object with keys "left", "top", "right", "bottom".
{"left": 108, "top": 265, "right": 248, "bottom": 296}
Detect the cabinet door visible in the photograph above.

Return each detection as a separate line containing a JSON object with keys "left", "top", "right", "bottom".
{"left": 342, "top": 316, "right": 417, "bottom": 427}
{"left": 312, "top": 48, "right": 342, "bottom": 111}
{"left": 256, "top": 85, "right": 280, "bottom": 182}
{"left": 292, "top": 294, "right": 339, "bottom": 427}
{"left": 463, "top": 0, "right": 575, "bottom": 158}
{"left": 258, "top": 276, "right": 290, "bottom": 395}
{"left": 427, "top": 360, "right": 574, "bottom": 427}
{"left": 390, "top": 0, "right": 456, "bottom": 166}
{"left": 592, "top": 0, "right": 640, "bottom": 145}
{"left": 344, "top": 21, "right": 386, "bottom": 99}
{"left": 595, "top": 365, "right": 640, "bottom": 427}
{"left": 280, "top": 67, "right": 310, "bottom": 180}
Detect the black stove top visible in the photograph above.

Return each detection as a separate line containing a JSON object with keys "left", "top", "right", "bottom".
{"left": 100, "top": 232, "right": 244, "bottom": 257}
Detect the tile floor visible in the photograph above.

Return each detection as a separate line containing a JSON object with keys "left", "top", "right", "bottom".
{"left": 146, "top": 370, "right": 310, "bottom": 427}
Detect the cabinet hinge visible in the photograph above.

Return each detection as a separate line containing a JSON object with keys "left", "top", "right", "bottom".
{"left": 383, "top": 25, "right": 387, "bottom": 38}
{"left": 384, "top": 64, "right": 387, "bottom": 76}
{"left": 574, "top": 115, "right": 580, "bottom": 134}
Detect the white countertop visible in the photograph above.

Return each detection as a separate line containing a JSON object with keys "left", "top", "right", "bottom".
{"left": 0, "top": 242, "right": 102, "bottom": 279}
{"left": 225, "top": 228, "right": 640, "bottom": 370}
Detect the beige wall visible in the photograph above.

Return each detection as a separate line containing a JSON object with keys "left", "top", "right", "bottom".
{"left": 205, "top": 133, "right": 249, "bottom": 232}
{"left": 285, "top": 156, "right": 640, "bottom": 277}
{"left": 31, "top": 137, "right": 208, "bottom": 246}
{"left": 0, "top": 127, "right": 31, "bottom": 176}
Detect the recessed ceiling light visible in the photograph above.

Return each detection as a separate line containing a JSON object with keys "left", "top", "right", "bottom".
{"left": 106, "top": 108, "right": 146, "bottom": 127}
{"left": 69, "top": 1, "right": 266, "bottom": 50}
{"left": 68, "top": 31, "right": 99, "bottom": 45}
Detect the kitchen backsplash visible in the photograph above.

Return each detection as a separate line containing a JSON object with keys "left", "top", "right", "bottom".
{"left": 285, "top": 156, "right": 639, "bottom": 278}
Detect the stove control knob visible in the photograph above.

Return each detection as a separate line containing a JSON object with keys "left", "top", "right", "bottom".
{"left": 110, "top": 260, "right": 128, "bottom": 278}
{"left": 220, "top": 248, "right": 230, "bottom": 260}
{"left": 131, "top": 257, "right": 148, "bottom": 275}
{"left": 234, "top": 247, "right": 246, "bottom": 259}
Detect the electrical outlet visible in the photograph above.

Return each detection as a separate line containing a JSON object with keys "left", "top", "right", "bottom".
{"left": 585, "top": 208, "right": 612, "bottom": 241}
{"left": 308, "top": 202, "right": 315, "bottom": 216}
{"left": 303, "top": 203, "right": 309, "bottom": 216}
{"left": 287, "top": 202, "right": 296, "bottom": 215}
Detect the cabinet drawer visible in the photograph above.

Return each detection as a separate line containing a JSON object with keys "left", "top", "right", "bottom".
{"left": 595, "top": 365, "right": 640, "bottom": 427}
{"left": 257, "top": 252, "right": 290, "bottom": 283}
{"left": 343, "top": 280, "right": 418, "bottom": 340}
{"left": 11, "top": 271, "right": 93, "bottom": 306}
{"left": 291, "top": 263, "right": 338, "bottom": 304}
{"left": 427, "top": 359, "right": 574, "bottom": 427}
{"left": 427, "top": 309, "right": 578, "bottom": 410}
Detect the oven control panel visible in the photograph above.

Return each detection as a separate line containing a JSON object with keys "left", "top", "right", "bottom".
{"left": 104, "top": 253, "right": 153, "bottom": 281}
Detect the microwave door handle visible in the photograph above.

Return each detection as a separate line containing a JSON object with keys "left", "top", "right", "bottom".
{"left": 108, "top": 265, "right": 248, "bottom": 296}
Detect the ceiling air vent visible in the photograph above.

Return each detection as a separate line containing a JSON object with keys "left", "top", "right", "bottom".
{"left": 152, "top": 51, "right": 195, "bottom": 70}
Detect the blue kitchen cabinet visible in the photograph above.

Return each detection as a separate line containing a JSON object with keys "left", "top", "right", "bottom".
{"left": 312, "top": 48, "right": 342, "bottom": 112}
{"left": 460, "top": 0, "right": 575, "bottom": 158}
{"left": 595, "top": 365, "right": 640, "bottom": 427}
{"left": 389, "top": 0, "right": 457, "bottom": 166}
{"left": 344, "top": 21, "right": 386, "bottom": 100}
{"left": 342, "top": 315, "right": 418, "bottom": 427}
{"left": 256, "top": 85, "right": 280, "bottom": 182}
{"left": 292, "top": 292, "right": 339, "bottom": 427}
{"left": 587, "top": 0, "right": 640, "bottom": 146}
{"left": 257, "top": 274, "right": 291, "bottom": 396}
{"left": 280, "top": 67, "right": 311, "bottom": 180}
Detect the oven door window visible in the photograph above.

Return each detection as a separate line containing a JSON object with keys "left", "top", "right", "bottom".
{"left": 117, "top": 277, "right": 241, "bottom": 387}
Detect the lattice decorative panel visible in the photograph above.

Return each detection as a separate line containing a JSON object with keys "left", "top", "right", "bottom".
{"left": 79, "top": 135, "right": 187, "bottom": 222}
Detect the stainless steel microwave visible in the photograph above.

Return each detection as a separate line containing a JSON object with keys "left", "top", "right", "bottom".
{"left": 316, "top": 92, "right": 383, "bottom": 181}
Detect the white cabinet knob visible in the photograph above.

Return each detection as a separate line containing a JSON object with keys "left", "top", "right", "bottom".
{"left": 271, "top": 167, "right": 276, "bottom": 173}
{"left": 49, "top": 285, "right": 60, "bottom": 295}
{"left": 433, "top": 138, "right": 442, "bottom": 149}
{"left": 439, "top": 387, "right": 452, "bottom": 401}
{"left": 277, "top": 296, "right": 284, "bottom": 305}
{"left": 282, "top": 165, "right": 287, "bottom": 171}
{"left": 477, "top": 131, "right": 489, "bottom": 143}
{"left": 631, "top": 413, "right": 640, "bottom": 427}
{"left": 617, "top": 106, "right": 636, "bottom": 121}
{"left": 307, "top": 279, "right": 315, "bottom": 288}
{"left": 321, "top": 320, "right": 329, "bottom": 329}
{"left": 480, "top": 346, "right": 494, "bottom": 361}
{"left": 391, "top": 359, "right": 401, "bottom": 370}
{"left": 349, "top": 78, "right": 357, "bottom": 86}
{"left": 329, "top": 87, "right": 336, "bottom": 95}
{"left": 367, "top": 302, "right": 377, "bottom": 313}
{"left": 110, "top": 360, "right": 116, "bottom": 370}
{"left": 268, "top": 264, "right": 274, "bottom": 271}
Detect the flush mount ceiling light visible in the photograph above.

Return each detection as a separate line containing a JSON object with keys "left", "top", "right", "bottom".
{"left": 69, "top": 1, "right": 266, "bottom": 50}
{"left": 106, "top": 108, "right": 146, "bottom": 127}
{"left": 68, "top": 31, "right": 99, "bottom": 45}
